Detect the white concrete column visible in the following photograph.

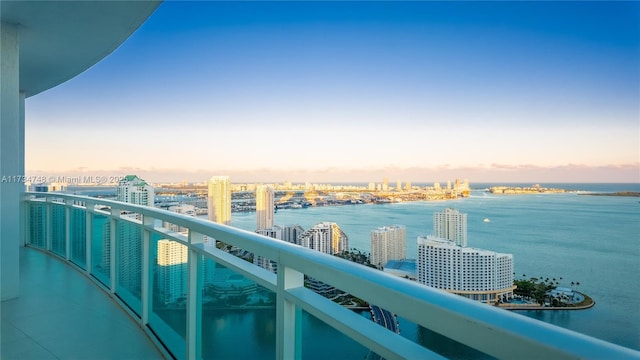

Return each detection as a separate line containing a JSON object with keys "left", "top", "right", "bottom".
{"left": 1, "top": 22, "right": 22, "bottom": 301}
{"left": 276, "top": 266, "right": 304, "bottom": 360}
{"left": 19, "top": 91, "right": 25, "bottom": 247}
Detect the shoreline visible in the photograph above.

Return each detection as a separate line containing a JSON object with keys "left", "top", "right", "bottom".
{"left": 499, "top": 291, "right": 595, "bottom": 311}
{"left": 578, "top": 191, "right": 640, "bottom": 197}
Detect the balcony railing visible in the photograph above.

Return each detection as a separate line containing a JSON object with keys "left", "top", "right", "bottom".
{"left": 23, "top": 192, "right": 638, "bottom": 360}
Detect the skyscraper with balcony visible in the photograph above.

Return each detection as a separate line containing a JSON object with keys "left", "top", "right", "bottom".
{"left": 370, "top": 225, "right": 406, "bottom": 268}
{"left": 433, "top": 208, "right": 467, "bottom": 247}
{"left": 207, "top": 176, "right": 231, "bottom": 225}
{"left": 256, "top": 185, "right": 274, "bottom": 230}
{"left": 298, "top": 222, "right": 349, "bottom": 255}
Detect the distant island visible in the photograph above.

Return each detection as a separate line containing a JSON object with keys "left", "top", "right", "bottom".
{"left": 488, "top": 184, "right": 570, "bottom": 195}
{"left": 579, "top": 191, "right": 640, "bottom": 197}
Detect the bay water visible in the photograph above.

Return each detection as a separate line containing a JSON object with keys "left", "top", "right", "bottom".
{"left": 226, "top": 183, "right": 639, "bottom": 354}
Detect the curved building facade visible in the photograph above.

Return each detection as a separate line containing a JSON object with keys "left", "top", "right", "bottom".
{"left": 417, "top": 236, "right": 515, "bottom": 303}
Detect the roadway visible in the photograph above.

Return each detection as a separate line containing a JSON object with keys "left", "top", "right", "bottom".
{"left": 369, "top": 305, "right": 399, "bottom": 334}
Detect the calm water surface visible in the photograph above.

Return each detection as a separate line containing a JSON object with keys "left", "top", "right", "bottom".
{"left": 220, "top": 183, "right": 639, "bottom": 356}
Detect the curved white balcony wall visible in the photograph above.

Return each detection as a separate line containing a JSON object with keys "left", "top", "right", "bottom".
{"left": 0, "top": 0, "right": 161, "bottom": 300}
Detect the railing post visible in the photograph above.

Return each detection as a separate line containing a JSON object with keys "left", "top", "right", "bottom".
{"left": 109, "top": 206, "right": 120, "bottom": 293}
{"left": 45, "top": 195, "right": 52, "bottom": 251}
{"left": 277, "top": 265, "right": 304, "bottom": 360}
{"left": 187, "top": 231, "right": 204, "bottom": 360}
{"left": 142, "top": 229, "right": 150, "bottom": 325}
{"left": 65, "top": 199, "right": 72, "bottom": 261}
{"left": 24, "top": 197, "right": 30, "bottom": 245}
{"left": 141, "top": 214, "right": 155, "bottom": 326}
{"left": 85, "top": 202, "right": 93, "bottom": 274}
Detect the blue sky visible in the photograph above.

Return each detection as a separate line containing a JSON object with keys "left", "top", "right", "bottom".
{"left": 26, "top": 1, "right": 639, "bottom": 183}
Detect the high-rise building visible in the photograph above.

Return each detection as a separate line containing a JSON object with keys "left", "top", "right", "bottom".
{"left": 417, "top": 235, "right": 514, "bottom": 304}
{"left": 297, "top": 222, "right": 348, "bottom": 298}
{"left": 254, "top": 224, "right": 305, "bottom": 273}
{"left": 256, "top": 185, "right": 274, "bottom": 230}
{"left": 163, "top": 204, "right": 196, "bottom": 233}
{"left": 207, "top": 176, "right": 231, "bottom": 225}
{"left": 418, "top": 209, "right": 514, "bottom": 304}
{"left": 156, "top": 239, "right": 188, "bottom": 304}
{"left": 253, "top": 225, "right": 283, "bottom": 273}
{"left": 370, "top": 225, "right": 406, "bottom": 268}
{"left": 109, "top": 175, "right": 154, "bottom": 298}
{"left": 28, "top": 182, "right": 67, "bottom": 192}
{"left": 396, "top": 180, "right": 402, "bottom": 191}
{"left": 433, "top": 208, "right": 467, "bottom": 247}
{"left": 298, "top": 222, "right": 348, "bottom": 255}
{"left": 117, "top": 175, "right": 154, "bottom": 206}
{"left": 155, "top": 204, "right": 198, "bottom": 304}
{"left": 281, "top": 224, "right": 304, "bottom": 245}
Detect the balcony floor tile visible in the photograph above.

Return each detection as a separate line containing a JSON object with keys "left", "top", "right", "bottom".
{"left": 1, "top": 247, "right": 164, "bottom": 360}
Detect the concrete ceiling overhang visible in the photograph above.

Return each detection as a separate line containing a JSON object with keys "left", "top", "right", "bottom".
{"left": 1, "top": 0, "right": 162, "bottom": 98}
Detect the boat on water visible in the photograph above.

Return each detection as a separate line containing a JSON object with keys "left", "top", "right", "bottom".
{"left": 483, "top": 218, "right": 490, "bottom": 223}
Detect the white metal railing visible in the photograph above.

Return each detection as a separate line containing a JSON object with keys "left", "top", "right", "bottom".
{"left": 23, "top": 192, "right": 639, "bottom": 360}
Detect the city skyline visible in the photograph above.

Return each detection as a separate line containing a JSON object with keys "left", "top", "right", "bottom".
{"left": 24, "top": 2, "right": 639, "bottom": 183}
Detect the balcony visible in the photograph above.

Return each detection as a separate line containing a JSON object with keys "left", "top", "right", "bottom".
{"left": 1, "top": 247, "right": 163, "bottom": 359}
{"left": 6, "top": 192, "right": 637, "bottom": 359}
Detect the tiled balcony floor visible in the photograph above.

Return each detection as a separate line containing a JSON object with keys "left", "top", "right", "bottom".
{"left": 1, "top": 247, "right": 164, "bottom": 359}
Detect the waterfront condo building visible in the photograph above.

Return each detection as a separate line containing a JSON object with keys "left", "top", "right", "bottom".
{"left": 433, "top": 208, "right": 467, "bottom": 247}
{"left": 417, "top": 235, "right": 515, "bottom": 304}
{"left": 298, "top": 222, "right": 349, "bottom": 255}
{"left": 256, "top": 185, "right": 275, "bottom": 230}
{"left": 370, "top": 225, "right": 407, "bottom": 268}
{"left": 418, "top": 208, "right": 514, "bottom": 303}
{"left": 207, "top": 176, "right": 231, "bottom": 225}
